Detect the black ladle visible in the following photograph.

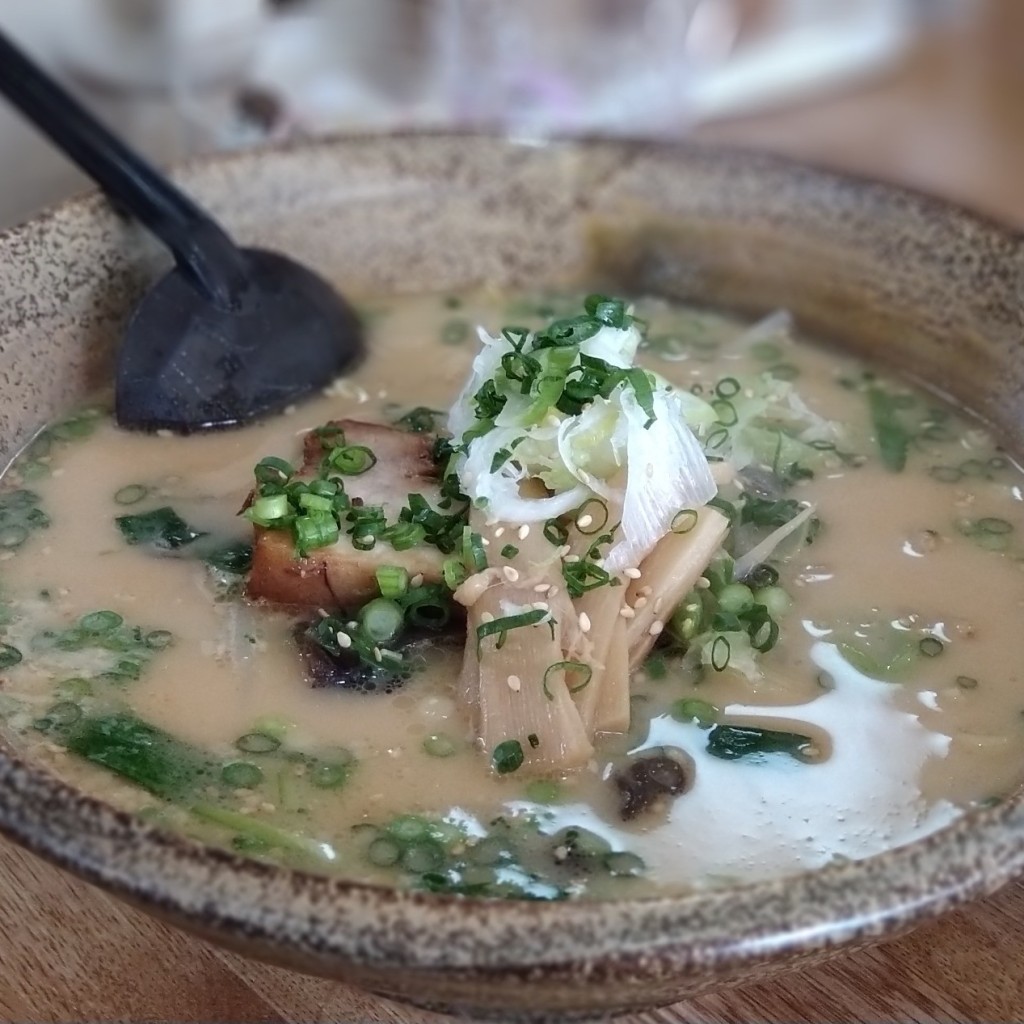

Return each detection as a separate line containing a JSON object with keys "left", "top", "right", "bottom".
{"left": 0, "top": 30, "right": 363, "bottom": 433}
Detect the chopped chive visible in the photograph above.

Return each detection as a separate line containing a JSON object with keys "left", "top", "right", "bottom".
{"left": 0, "top": 525, "right": 28, "bottom": 549}
{"left": 573, "top": 497, "right": 609, "bottom": 536}
{"left": 359, "top": 598, "right": 404, "bottom": 644}
{"left": 476, "top": 609, "right": 549, "bottom": 651}
{"left": 670, "top": 698, "right": 718, "bottom": 728}
{"left": 542, "top": 660, "right": 592, "bottom": 699}
{"left": 114, "top": 484, "right": 149, "bottom": 506}
{"left": 376, "top": 565, "right": 409, "bottom": 600}
{"left": 423, "top": 732, "right": 458, "bottom": 757}
{"left": 144, "top": 629, "right": 174, "bottom": 650}
{"left": 714, "top": 376, "right": 741, "bottom": 399}
{"left": 308, "top": 759, "right": 351, "bottom": 789}
{"left": 500, "top": 544, "right": 519, "bottom": 559}
{"left": 710, "top": 635, "right": 731, "bottom": 671}
{"left": 235, "top": 732, "right": 281, "bottom": 754}
{"left": 221, "top": 761, "right": 264, "bottom": 788}
{"left": 671, "top": 508, "right": 698, "bottom": 534}
{"left": 492, "top": 739, "right": 525, "bottom": 774}
{"left": 918, "top": 636, "right": 944, "bottom": 657}
{"left": 79, "top": 610, "right": 124, "bottom": 635}
{"left": 0, "top": 643, "right": 23, "bottom": 669}
{"left": 327, "top": 444, "right": 376, "bottom": 475}
{"left": 956, "top": 674, "right": 978, "bottom": 690}
{"left": 443, "top": 557, "right": 469, "bottom": 590}
{"left": 543, "top": 518, "right": 569, "bottom": 546}
{"left": 367, "top": 836, "right": 402, "bottom": 867}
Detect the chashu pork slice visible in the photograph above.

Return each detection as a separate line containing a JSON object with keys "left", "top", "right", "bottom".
{"left": 248, "top": 419, "right": 446, "bottom": 609}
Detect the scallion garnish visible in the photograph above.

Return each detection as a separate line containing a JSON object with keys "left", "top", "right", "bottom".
{"left": 671, "top": 509, "right": 698, "bottom": 534}
{"left": 543, "top": 518, "right": 569, "bottom": 547}
{"left": 919, "top": 636, "right": 944, "bottom": 658}
{"left": 710, "top": 635, "right": 731, "bottom": 671}
{"left": 542, "top": 660, "right": 592, "bottom": 700}
{"left": 114, "top": 484, "right": 149, "bottom": 506}
{"left": 375, "top": 565, "right": 409, "bottom": 600}
{"left": 326, "top": 444, "right": 377, "bottom": 475}
{"left": 0, "top": 643, "right": 22, "bottom": 669}
{"left": 492, "top": 739, "right": 525, "bottom": 774}
{"left": 442, "top": 557, "right": 468, "bottom": 591}
{"left": 573, "top": 497, "right": 609, "bottom": 536}
{"left": 476, "top": 609, "right": 551, "bottom": 652}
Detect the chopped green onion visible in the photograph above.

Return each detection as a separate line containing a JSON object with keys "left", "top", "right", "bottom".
{"left": 710, "top": 635, "right": 731, "bottom": 671}
{"left": 0, "top": 643, "right": 23, "bottom": 669}
{"left": 235, "top": 732, "right": 281, "bottom": 754}
{"left": 919, "top": 636, "right": 944, "bottom": 657}
{"left": 359, "top": 598, "right": 404, "bottom": 644}
{"left": 604, "top": 851, "right": 646, "bottom": 878}
{"left": 114, "top": 484, "right": 149, "bottom": 506}
{"left": 573, "top": 498, "right": 609, "bottom": 536}
{"left": 670, "top": 698, "right": 718, "bottom": 729}
{"left": 714, "top": 377, "right": 741, "bottom": 399}
{"left": 327, "top": 444, "right": 376, "bottom": 475}
{"left": 79, "top": 610, "right": 124, "bottom": 634}
{"left": 492, "top": 739, "right": 525, "bottom": 774}
{"left": 423, "top": 732, "right": 458, "bottom": 757}
{"left": 671, "top": 509, "right": 698, "bottom": 534}
{"left": 382, "top": 521, "right": 425, "bottom": 552}
{"left": 462, "top": 528, "right": 488, "bottom": 572}
{"left": 402, "top": 839, "right": 446, "bottom": 872}
{"left": 205, "top": 542, "right": 254, "bottom": 575}
{"left": 144, "top": 629, "right": 174, "bottom": 650}
{"left": 244, "top": 494, "right": 291, "bottom": 528}
{"left": 443, "top": 557, "right": 469, "bottom": 591}
{"left": 253, "top": 456, "right": 295, "bottom": 486}
{"left": 542, "top": 660, "right": 592, "bottom": 699}
{"left": 221, "top": 761, "right": 264, "bottom": 788}
{"left": 376, "top": 565, "right": 409, "bottom": 599}
{"left": 543, "top": 518, "right": 569, "bottom": 546}
{"left": 308, "top": 759, "right": 351, "bottom": 789}
{"left": 0, "top": 525, "right": 28, "bottom": 549}
{"left": 367, "top": 836, "right": 402, "bottom": 866}
{"left": 294, "top": 511, "right": 340, "bottom": 554}
{"left": 956, "top": 675, "right": 978, "bottom": 690}
{"left": 393, "top": 407, "right": 445, "bottom": 433}
{"left": 500, "top": 544, "right": 519, "bottom": 559}
{"left": 476, "top": 609, "right": 550, "bottom": 651}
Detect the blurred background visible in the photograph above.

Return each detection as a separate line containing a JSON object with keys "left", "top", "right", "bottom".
{"left": 0, "top": 0, "right": 1020, "bottom": 228}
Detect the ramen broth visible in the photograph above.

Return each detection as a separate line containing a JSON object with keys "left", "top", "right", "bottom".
{"left": 0, "top": 291, "right": 1022, "bottom": 899}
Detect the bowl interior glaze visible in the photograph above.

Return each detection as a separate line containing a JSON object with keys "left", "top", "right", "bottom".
{"left": 0, "top": 136, "right": 1023, "bottom": 1022}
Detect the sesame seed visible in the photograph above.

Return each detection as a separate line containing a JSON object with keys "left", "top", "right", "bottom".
{"left": 557, "top": 544, "right": 572, "bottom": 558}
{"left": 619, "top": 606, "right": 636, "bottom": 619}
{"left": 373, "top": 646, "right": 383, "bottom": 662}
{"left": 637, "top": 585, "right": 653, "bottom": 597}
{"left": 494, "top": 526, "right": 505, "bottom": 537}
{"left": 695, "top": 577, "right": 711, "bottom": 590}
{"left": 518, "top": 524, "right": 530, "bottom": 540}
{"left": 634, "top": 596, "right": 649, "bottom": 610}
{"left": 503, "top": 566, "right": 520, "bottom": 583}
{"left": 653, "top": 598, "right": 664, "bottom": 614}
{"left": 410, "top": 574, "right": 424, "bottom": 588}
{"left": 548, "top": 586, "right": 559, "bottom": 597}
{"left": 533, "top": 583, "right": 551, "bottom": 593}
{"left": 358, "top": 533, "right": 374, "bottom": 545}
{"left": 336, "top": 631, "right": 352, "bottom": 649}
{"left": 577, "top": 513, "right": 594, "bottom": 529}
{"left": 481, "top": 537, "right": 490, "bottom": 547}
{"left": 532, "top": 601, "right": 549, "bottom": 612}
{"left": 565, "top": 554, "right": 581, "bottom": 564}
{"left": 507, "top": 674, "right": 522, "bottom": 692}
{"left": 624, "top": 567, "right": 642, "bottom": 580}
{"left": 481, "top": 611, "right": 494, "bottom": 623}
{"left": 649, "top": 621, "right": 664, "bottom": 637}
{"left": 579, "top": 612, "right": 592, "bottom": 633}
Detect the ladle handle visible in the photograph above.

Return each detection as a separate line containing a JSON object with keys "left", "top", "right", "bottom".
{"left": 0, "top": 29, "right": 247, "bottom": 310}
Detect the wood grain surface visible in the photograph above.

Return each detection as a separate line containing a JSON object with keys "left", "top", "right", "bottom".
{"left": 3, "top": 3, "right": 1024, "bottom": 1022}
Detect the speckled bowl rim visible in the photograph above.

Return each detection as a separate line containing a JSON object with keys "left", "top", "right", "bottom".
{"left": 1, "top": 134, "right": 1023, "bottom": 979}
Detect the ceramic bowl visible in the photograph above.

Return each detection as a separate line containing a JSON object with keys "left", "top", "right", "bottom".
{"left": 0, "top": 135, "right": 1022, "bottom": 1022}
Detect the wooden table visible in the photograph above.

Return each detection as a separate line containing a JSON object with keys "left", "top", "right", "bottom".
{"left": 4, "top": 5, "right": 1024, "bottom": 1021}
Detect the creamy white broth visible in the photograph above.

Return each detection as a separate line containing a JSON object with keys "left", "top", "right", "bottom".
{"left": 1, "top": 290, "right": 1023, "bottom": 898}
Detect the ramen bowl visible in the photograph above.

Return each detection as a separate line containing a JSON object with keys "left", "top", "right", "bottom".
{"left": 0, "top": 136, "right": 1022, "bottom": 1022}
